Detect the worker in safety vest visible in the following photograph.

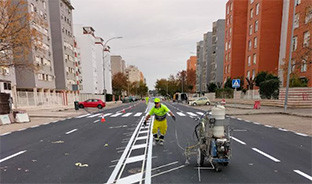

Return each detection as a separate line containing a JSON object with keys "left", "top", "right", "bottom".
{"left": 144, "top": 98, "right": 176, "bottom": 145}
{"left": 145, "top": 97, "right": 149, "bottom": 105}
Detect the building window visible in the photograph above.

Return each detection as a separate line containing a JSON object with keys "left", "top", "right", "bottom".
{"left": 225, "top": 42, "right": 228, "bottom": 51}
{"left": 255, "top": 20, "right": 258, "bottom": 32}
{"left": 230, "top": 2, "right": 233, "bottom": 11}
{"left": 295, "top": 0, "right": 301, "bottom": 6}
{"left": 43, "top": 1, "right": 46, "bottom": 10}
{"left": 250, "top": 0, "right": 254, "bottom": 4}
{"left": 256, "top": 3, "right": 260, "bottom": 15}
{"left": 230, "top": 15, "right": 233, "bottom": 24}
{"left": 229, "top": 27, "right": 232, "bottom": 35}
{"left": 305, "top": 7, "right": 312, "bottom": 23}
{"left": 292, "top": 36, "right": 298, "bottom": 51}
{"left": 250, "top": 9, "right": 254, "bottom": 19}
{"left": 254, "top": 37, "right": 257, "bottom": 48}
{"left": 225, "top": 66, "right": 227, "bottom": 74}
{"left": 294, "top": 13, "right": 299, "bottom": 28}
{"left": 248, "top": 40, "right": 252, "bottom": 51}
{"left": 247, "top": 71, "right": 250, "bottom": 79}
{"left": 228, "top": 65, "right": 230, "bottom": 73}
{"left": 253, "top": 54, "right": 257, "bottom": 64}
{"left": 252, "top": 70, "right": 255, "bottom": 79}
{"left": 30, "top": 3, "right": 35, "bottom": 12}
{"left": 301, "top": 60, "right": 307, "bottom": 72}
{"left": 292, "top": 60, "right": 296, "bottom": 72}
{"left": 229, "top": 40, "right": 231, "bottom": 49}
{"left": 249, "top": 25, "right": 253, "bottom": 35}
{"left": 248, "top": 56, "right": 251, "bottom": 66}
{"left": 227, "top": 5, "right": 230, "bottom": 15}
{"left": 303, "top": 31, "right": 310, "bottom": 47}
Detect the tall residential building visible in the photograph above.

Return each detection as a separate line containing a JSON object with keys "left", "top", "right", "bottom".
{"left": 196, "top": 41, "right": 204, "bottom": 93}
{"left": 187, "top": 56, "right": 197, "bottom": 71}
{"left": 95, "top": 37, "right": 105, "bottom": 94}
{"left": 73, "top": 38, "right": 83, "bottom": 91}
{"left": 104, "top": 46, "right": 113, "bottom": 95}
{"left": 187, "top": 56, "right": 197, "bottom": 93}
{"left": 244, "top": 0, "right": 283, "bottom": 83}
{"left": 203, "top": 32, "right": 213, "bottom": 86}
{"left": 210, "top": 19, "right": 225, "bottom": 85}
{"left": 49, "top": 0, "right": 76, "bottom": 91}
{"left": 223, "top": 0, "right": 248, "bottom": 83}
{"left": 125, "top": 65, "right": 142, "bottom": 83}
{"left": 15, "top": 0, "right": 56, "bottom": 92}
{"left": 74, "top": 25, "right": 98, "bottom": 94}
{"left": 111, "top": 55, "right": 126, "bottom": 75}
{"left": 279, "top": 0, "right": 312, "bottom": 87}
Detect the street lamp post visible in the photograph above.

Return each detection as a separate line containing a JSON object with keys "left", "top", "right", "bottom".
{"left": 102, "top": 37, "right": 122, "bottom": 101}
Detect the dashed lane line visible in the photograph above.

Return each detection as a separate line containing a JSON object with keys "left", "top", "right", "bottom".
{"left": 230, "top": 136, "right": 246, "bottom": 145}
{"left": 65, "top": 129, "right": 78, "bottom": 135}
{"left": 293, "top": 170, "right": 312, "bottom": 181}
{"left": 0, "top": 150, "right": 27, "bottom": 163}
{"left": 252, "top": 148, "right": 280, "bottom": 162}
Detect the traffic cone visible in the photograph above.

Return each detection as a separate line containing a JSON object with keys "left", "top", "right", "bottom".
{"left": 101, "top": 115, "right": 106, "bottom": 123}
{"left": 122, "top": 109, "right": 125, "bottom": 113}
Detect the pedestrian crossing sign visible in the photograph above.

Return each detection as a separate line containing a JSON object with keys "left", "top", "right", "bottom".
{"left": 232, "top": 79, "right": 240, "bottom": 88}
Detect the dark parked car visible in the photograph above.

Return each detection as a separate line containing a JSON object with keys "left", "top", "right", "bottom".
{"left": 78, "top": 99, "right": 106, "bottom": 109}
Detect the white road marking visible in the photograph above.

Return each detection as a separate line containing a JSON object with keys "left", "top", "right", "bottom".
{"left": 134, "top": 112, "right": 143, "bottom": 117}
{"left": 117, "top": 173, "right": 143, "bottom": 184}
{"left": 252, "top": 148, "right": 280, "bottom": 162}
{"left": 151, "top": 161, "right": 179, "bottom": 171}
{"left": 230, "top": 136, "right": 246, "bottom": 145}
{"left": 111, "top": 113, "right": 122, "bottom": 117}
{"left": 65, "top": 129, "right": 78, "bottom": 135}
{"left": 0, "top": 132, "right": 12, "bottom": 136}
{"left": 237, "top": 118, "right": 242, "bottom": 120}
{"left": 253, "top": 122, "right": 260, "bottom": 125}
{"left": 177, "top": 112, "right": 186, "bottom": 117}
{"left": 93, "top": 120, "right": 100, "bottom": 123}
{"left": 278, "top": 128, "right": 288, "bottom": 132}
{"left": 109, "top": 165, "right": 116, "bottom": 168}
{"left": 187, "top": 112, "right": 198, "bottom": 117}
{"left": 0, "top": 150, "right": 27, "bottom": 163}
{"left": 88, "top": 113, "right": 101, "bottom": 118}
{"left": 264, "top": 125, "right": 273, "bottom": 128}
{"left": 126, "top": 155, "right": 145, "bottom": 164}
{"left": 295, "top": 132, "right": 308, "bottom": 137}
{"left": 136, "top": 136, "right": 148, "bottom": 140}
{"left": 145, "top": 116, "right": 154, "bottom": 184}
{"left": 122, "top": 113, "right": 132, "bottom": 117}
{"left": 131, "top": 144, "right": 147, "bottom": 150}
{"left": 139, "top": 130, "right": 149, "bottom": 134}
{"left": 167, "top": 113, "right": 171, "bottom": 116}
{"left": 102, "top": 113, "right": 113, "bottom": 117}
{"left": 76, "top": 114, "right": 90, "bottom": 118}
{"left": 245, "top": 120, "right": 251, "bottom": 122}
{"left": 196, "top": 112, "right": 204, "bottom": 116}
{"left": 31, "top": 125, "right": 40, "bottom": 128}
{"left": 151, "top": 165, "right": 186, "bottom": 178}
{"left": 293, "top": 170, "right": 312, "bottom": 181}
{"left": 18, "top": 128, "right": 26, "bottom": 131}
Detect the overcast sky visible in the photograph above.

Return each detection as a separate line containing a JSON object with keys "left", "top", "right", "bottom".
{"left": 72, "top": 0, "right": 227, "bottom": 90}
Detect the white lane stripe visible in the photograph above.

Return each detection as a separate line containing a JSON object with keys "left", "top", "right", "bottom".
{"left": 293, "top": 170, "right": 312, "bottom": 181}
{"left": 111, "top": 113, "right": 122, "bottom": 117}
{"left": 278, "top": 128, "right": 288, "bottom": 132}
{"left": 0, "top": 150, "right": 27, "bottom": 163}
{"left": 134, "top": 112, "right": 143, "bottom": 117}
{"left": 151, "top": 165, "right": 186, "bottom": 178}
{"left": 76, "top": 114, "right": 90, "bottom": 118}
{"left": 139, "top": 130, "right": 149, "bottom": 134}
{"left": 122, "top": 113, "right": 132, "bottom": 117}
{"left": 1, "top": 132, "right": 12, "bottom": 136}
{"left": 295, "top": 132, "right": 308, "bottom": 137}
{"left": 107, "top": 116, "right": 145, "bottom": 184}
{"left": 264, "top": 125, "right": 273, "bottom": 128}
{"left": 177, "top": 112, "right": 186, "bottom": 117}
{"left": 125, "top": 155, "right": 145, "bottom": 164}
{"left": 230, "top": 136, "right": 246, "bottom": 145}
{"left": 187, "top": 112, "right": 198, "bottom": 117}
{"left": 93, "top": 120, "right": 100, "bottom": 123}
{"left": 196, "top": 112, "right": 204, "bottom": 116}
{"left": 65, "top": 129, "right": 78, "bottom": 135}
{"left": 136, "top": 136, "right": 148, "bottom": 141}
{"left": 88, "top": 113, "right": 101, "bottom": 118}
{"left": 252, "top": 148, "right": 280, "bottom": 162}
{"left": 131, "top": 144, "right": 147, "bottom": 150}
{"left": 151, "top": 161, "right": 179, "bottom": 171}
{"left": 102, "top": 113, "right": 112, "bottom": 117}
{"left": 167, "top": 113, "right": 171, "bottom": 116}
{"left": 145, "top": 116, "right": 154, "bottom": 184}
{"left": 117, "top": 173, "right": 143, "bottom": 184}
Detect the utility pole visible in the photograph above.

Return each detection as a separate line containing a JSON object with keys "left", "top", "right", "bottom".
{"left": 284, "top": 0, "right": 296, "bottom": 112}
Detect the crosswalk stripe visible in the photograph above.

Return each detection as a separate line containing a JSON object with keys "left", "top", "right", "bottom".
{"left": 177, "top": 112, "right": 186, "bottom": 117}
{"left": 196, "top": 112, "right": 204, "bottom": 116}
{"left": 111, "top": 113, "right": 122, "bottom": 117}
{"left": 122, "top": 113, "right": 132, "bottom": 117}
{"left": 76, "top": 114, "right": 91, "bottom": 118}
{"left": 187, "top": 112, "right": 198, "bottom": 117}
{"left": 87, "top": 113, "right": 101, "bottom": 118}
{"left": 134, "top": 112, "right": 143, "bottom": 117}
{"left": 103, "top": 113, "right": 112, "bottom": 117}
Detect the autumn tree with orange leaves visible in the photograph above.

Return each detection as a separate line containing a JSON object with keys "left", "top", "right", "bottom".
{"left": 0, "top": 0, "right": 43, "bottom": 71}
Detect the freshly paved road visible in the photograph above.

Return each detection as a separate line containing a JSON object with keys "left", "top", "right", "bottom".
{"left": 0, "top": 101, "right": 311, "bottom": 183}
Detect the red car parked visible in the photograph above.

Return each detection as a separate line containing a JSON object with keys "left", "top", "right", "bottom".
{"left": 78, "top": 99, "right": 106, "bottom": 109}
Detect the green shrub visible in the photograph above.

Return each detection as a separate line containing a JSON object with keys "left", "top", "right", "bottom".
{"left": 208, "top": 83, "right": 217, "bottom": 92}
{"left": 106, "top": 94, "right": 113, "bottom": 102}
{"left": 216, "top": 88, "right": 234, "bottom": 99}
{"left": 290, "top": 75, "right": 308, "bottom": 87}
{"left": 259, "top": 79, "right": 280, "bottom": 99}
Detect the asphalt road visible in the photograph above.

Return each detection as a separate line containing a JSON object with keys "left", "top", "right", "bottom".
{"left": 0, "top": 101, "right": 311, "bottom": 183}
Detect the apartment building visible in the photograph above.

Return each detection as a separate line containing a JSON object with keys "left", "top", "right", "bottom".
{"left": 244, "top": 0, "right": 283, "bottom": 83}
{"left": 104, "top": 46, "right": 113, "bottom": 95}
{"left": 125, "top": 65, "right": 142, "bottom": 83}
{"left": 15, "top": 0, "right": 56, "bottom": 92}
{"left": 73, "top": 25, "right": 98, "bottom": 94}
{"left": 203, "top": 32, "right": 213, "bottom": 86}
{"left": 111, "top": 55, "right": 126, "bottom": 75}
{"left": 95, "top": 37, "right": 105, "bottom": 94}
{"left": 49, "top": 0, "right": 76, "bottom": 91}
{"left": 196, "top": 41, "right": 204, "bottom": 93}
{"left": 73, "top": 38, "right": 83, "bottom": 91}
{"left": 279, "top": 0, "right": 312, "bottom": 86}
{"left": 187, "top": 56, "right": 197, "bottom": 93}
{"left": 210, "top": 20, "right": 225, "bottom": 85}
{"left": 223, "top": 0, "right": 248, "bottom": 83}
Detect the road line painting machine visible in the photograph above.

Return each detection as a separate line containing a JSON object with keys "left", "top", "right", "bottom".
{"left": 184, "top": 104, "right": 231, "bottom": 172}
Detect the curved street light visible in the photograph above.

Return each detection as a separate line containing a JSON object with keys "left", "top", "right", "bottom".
{"left": 102, "top": 36, "right": 123, "bottom": 101}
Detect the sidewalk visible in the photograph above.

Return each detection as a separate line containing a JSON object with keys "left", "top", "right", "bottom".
{"left": 0, "top": 101, "right": 125, "bottom": 135}
{"left": 186, "top": 103, "right": 312, "bottom": 136}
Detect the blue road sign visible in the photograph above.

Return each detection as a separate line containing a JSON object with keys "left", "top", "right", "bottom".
{"left": 232, "top": 79, "right": 240, "bottom": 88}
